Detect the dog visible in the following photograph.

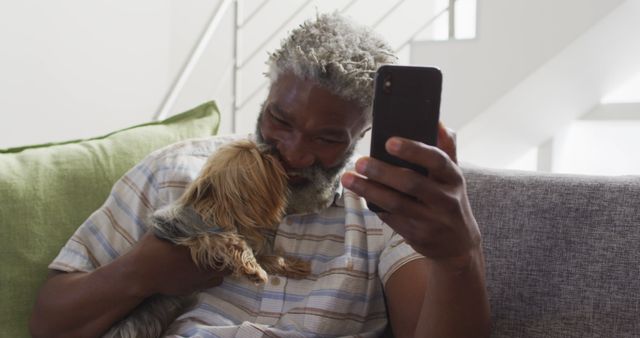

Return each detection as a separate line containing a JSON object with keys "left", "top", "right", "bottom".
{"left": 104, "top": 140, "right": 311, "bottom": 338}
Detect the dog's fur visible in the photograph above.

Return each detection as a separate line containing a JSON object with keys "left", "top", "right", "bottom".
{"left": 103, "top": 140, "right": 311, "bottom": 338}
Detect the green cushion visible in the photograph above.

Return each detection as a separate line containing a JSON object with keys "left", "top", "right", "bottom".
{"left": 0, "top": 101, "right": 220, "bottom": 337}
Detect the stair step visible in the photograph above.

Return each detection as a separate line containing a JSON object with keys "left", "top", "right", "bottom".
{"left": 582, "top": 102, "right": 640, "bottom": 120}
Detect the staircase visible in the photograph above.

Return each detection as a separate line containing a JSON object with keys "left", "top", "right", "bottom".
{"left": 5, "top": 0, "right": 636, "bottom": 168}
{"left": 408, "top": 0, "right": 640, "bottom": 169}
{"left": 164, "top": 0, "right": 466, "bottom": 136}
{"left": 173, "top": 0, "right": 639, "bottom": 172}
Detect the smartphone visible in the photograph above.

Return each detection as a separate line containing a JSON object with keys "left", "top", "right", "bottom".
{"left": 367, "top": 65, "right": 442, "bottom": 212}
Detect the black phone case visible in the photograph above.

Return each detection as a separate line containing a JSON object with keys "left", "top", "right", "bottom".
{"left": 367, "top": 65, "right": 442, "bottom": 212}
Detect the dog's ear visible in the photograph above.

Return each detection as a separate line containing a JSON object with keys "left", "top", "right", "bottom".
{"left": 211, "top": 140, "right": 289, "bottom": 230}
{"left": 178, "top": 140, "right": 289, "bottom": 231}
{"left": 178, "top": 176, "right": 217, "bottom": 227}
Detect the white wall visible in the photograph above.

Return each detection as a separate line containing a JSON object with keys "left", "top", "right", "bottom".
{"left": 7, "top": 0, "right": 632, "bottom": 174}
{"left": 551, "top": 121, "right": 640, "bottom": 175}
{"left": 603, "top": 72, "right": 640, "bottom": 103}
{"left": 167, "top": 0, "right": 235, "bottom": 134}
{"left": 0, "top": 0, "right": 238, "bottom": 149}
{"left": 410, "top": 0, "right": 625, "bottom": 130}
{"left": 0, "top": 0, "right": 173, "bottom": 148}
{"left": 0, "top": 0, "right": 448, "bottom": 149}
{"left": 231, "top": 0, "right": 448, "bottom": 135}
{"left": 457, "top": 0, "right": 640, "bottom": 169}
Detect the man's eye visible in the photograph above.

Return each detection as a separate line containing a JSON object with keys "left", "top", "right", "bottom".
{"left": 317, "top": 137, "right": 343, "bottom": 145}
{"left": 270, "top": 111, "right": 290, "bottom": 127}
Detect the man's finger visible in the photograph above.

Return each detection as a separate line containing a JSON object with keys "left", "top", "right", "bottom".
{"left": 376, "top": 213, "right": 443, "bottom": 253}
{"left": 354, "top": 156, "right": 454, "bottom": 207}
{"left": 342, "top": 171, "right": 453, "bottom": 226}
{"left": 342, "top": 172, "right": 427, "bottom": 219}
{"left": 385, "top": 137, "right": 462, "bottom": 184}
{"left": 437, "top": 122, "right": 458, "bottom": 164}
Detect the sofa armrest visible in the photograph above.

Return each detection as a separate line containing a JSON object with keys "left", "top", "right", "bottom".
{"left": 463, "top": 167, "right": 640, "bottom": 338}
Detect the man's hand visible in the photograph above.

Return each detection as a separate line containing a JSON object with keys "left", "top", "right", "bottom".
{"left": 342, "top": 124, "right": 490, "bottom": 337}
{"left": 30, "top": 232, "right": 228, "bottom": 338}
{"left": 128, "top": 232, "right": 228, "bottom": 298}
{"left": 342, "top": 123, "right": 480, "bottom": 267}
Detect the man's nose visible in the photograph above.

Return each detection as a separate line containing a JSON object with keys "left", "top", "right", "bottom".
{"left": 279, "top": 136, "right": 315, "bottom": 169}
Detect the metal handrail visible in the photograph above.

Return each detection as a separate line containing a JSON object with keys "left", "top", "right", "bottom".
{"left": 157, "top": 0, "right": 464, "bottom": 127}
{"left": 394, "top": 4, "right": 452, "bottom": 52}
{"left": 340, "top": 0, "right": 359, "bottom": 13}
{"left": 235, "top": 0, "right": 365, "bottom": 113}
{"left": 154, "top": 0, "right": 233, "bottom": 121}
{"left": 237, "top": 0, "right": 314, "bottom": 70}
{"left": 238, "top": 0, "right": 270, "bottom": 28}
{"left": 231, "top": 0, "right": 239, "bottom": 132}
{"left": 372, "top": 0, "right": 408, "bottom": 29}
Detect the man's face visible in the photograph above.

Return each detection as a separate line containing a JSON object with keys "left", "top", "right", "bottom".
{"left": 255, "top": 72, "right": 368, "bottom": 214}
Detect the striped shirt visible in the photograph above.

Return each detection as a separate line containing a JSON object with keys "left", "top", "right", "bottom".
{"left": 50, "top": 134, "right": 422, "bottom": 338}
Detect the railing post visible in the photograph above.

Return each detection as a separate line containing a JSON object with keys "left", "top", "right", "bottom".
{"left": 154, "top": 0, "right": 233, "bottom": 121}
{"left": 448, "top": 0, "right": 456, "bottom": 39}
{"left": 231, "top": 0, "right": 239, "bottom": 133}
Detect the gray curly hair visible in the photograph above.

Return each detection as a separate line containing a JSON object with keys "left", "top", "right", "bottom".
{"left": 266, "top": 12, "right": 397, "bottom": 114}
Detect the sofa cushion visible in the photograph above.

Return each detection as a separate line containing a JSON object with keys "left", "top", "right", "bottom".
{"left": 464, "top": 167, "right": 640, "bottom": 338}
{"left": 0, "top": 101, "right": 220, "bottom": 338}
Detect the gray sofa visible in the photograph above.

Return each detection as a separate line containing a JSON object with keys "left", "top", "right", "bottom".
{"left": 464, "top": 167, "right": 640, "bottom": 337}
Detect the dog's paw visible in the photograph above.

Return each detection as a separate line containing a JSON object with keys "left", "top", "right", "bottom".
{"left": 243, "top": 266, "right": 269, "bottom": 284}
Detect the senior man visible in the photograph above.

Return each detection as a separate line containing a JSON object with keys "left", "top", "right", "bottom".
{"left": 30, "top": 12, "right": 490, "bottom": 338}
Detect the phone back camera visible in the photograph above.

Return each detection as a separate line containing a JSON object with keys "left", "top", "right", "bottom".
{"left": 383, "top": 74, "right": 392, "bottom": 94}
